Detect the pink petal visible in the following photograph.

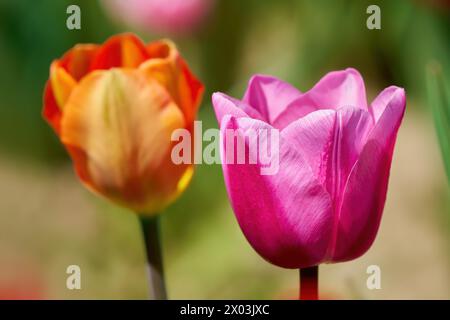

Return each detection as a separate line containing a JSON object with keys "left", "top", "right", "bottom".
{"left": 212, "top": 92, "right": 265, "bottom": 124}
{"left": 282, "top": 107, "right": 374, "bottom": 198}
{"left": 370, "top": 85, "right": 404, "bottom": 122}
{"left": 219, "top": 115, "right": 333, "bottom": 268}
{"left": 274, "top": 68, "right": 368, "bottom": 128}
{"left": 281, "top": 109, "right": 336, "bottom": 186}
{"left": 242, "top": 74, "right": 303, "bottom": 126}
{"left": 330, "top": 87, "right": 406, "bottom": 262}
{"left": 103, "top": 0, "right": 212, "bottom": 35}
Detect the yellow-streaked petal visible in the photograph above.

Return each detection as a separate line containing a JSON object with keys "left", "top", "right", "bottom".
{"left": 61, "top": 69, "right": 186, "bottom": 213}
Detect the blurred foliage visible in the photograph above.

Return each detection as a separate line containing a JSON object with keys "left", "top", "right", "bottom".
{"left": 427, "top": 62, "right": 450, "bottom": 186}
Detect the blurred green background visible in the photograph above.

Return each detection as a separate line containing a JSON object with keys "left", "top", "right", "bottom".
{"left": 0, "top": 0, "right": 449, "bottom": 299}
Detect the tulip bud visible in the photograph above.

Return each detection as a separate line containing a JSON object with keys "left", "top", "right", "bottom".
{"left": 43, "top": 33, "right": 204, "bottom": 214}
{"left": 212, "top": 69, "right": 405, "bottom": 268}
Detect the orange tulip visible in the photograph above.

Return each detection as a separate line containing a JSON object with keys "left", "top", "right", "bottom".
{"left": 43, "top": 33, "right": 204, "bottom": 214}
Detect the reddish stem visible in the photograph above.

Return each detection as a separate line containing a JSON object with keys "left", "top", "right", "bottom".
{"left": 299, "top": 266, "right": 319, "bottom": 300}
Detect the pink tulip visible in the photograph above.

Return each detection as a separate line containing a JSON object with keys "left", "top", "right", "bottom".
{"left": 212, "top": 68, "right": 406, "bottom": 269}
{"left": 102, "top": 0, "right": 214, "bottom": 35}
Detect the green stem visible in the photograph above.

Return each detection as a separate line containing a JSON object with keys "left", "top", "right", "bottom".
{"left": 139, "top": 215, "right": 167, "bottom": 300}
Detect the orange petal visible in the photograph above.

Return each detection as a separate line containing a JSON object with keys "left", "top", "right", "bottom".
{"left": 50, "top": 61, "right": 77, "bottom": 110}
{"left": 140, "top": 40, "right": 204, "bottom": 124}
{"left": 43, "top": 45, "right": 97, "bottom": 133}
{"left": 61, "top": 69, "right": 186, "bottom": 213}
{"left": 42, "top": 81, "right": 63, "bottom": 134}
{"left": 178, "top": 57, "right": 204, "bottom": 124}
{"left": 60, "top": 44, "right": 98, "bottom": 81}
{"left": 65, "top": 144, "right": 92, "bottom": 189}
{"left": 147, "top": 40, "right": 173, "bottom": 59}
{"left": 90, "top": 33, "right": 149, "bottom": 70}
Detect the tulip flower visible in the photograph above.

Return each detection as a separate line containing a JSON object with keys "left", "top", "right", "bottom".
{"left": 42, "top": 33, "right": 204, "bottom": 299}
{"left": 212, "top": 68, "right": 406, "bottom": 299}
{"left": 102, "top": 0, "right": 214, "bottom": 36}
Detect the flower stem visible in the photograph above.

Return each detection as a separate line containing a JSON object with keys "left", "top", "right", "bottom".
{"left": 139, "top": 215, "right": 167, "bottom": 300}
{"left": 299, "top": 266, "right": 319, "bottom": 300}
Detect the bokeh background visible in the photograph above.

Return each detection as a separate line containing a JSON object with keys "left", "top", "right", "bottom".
{"left": 0, "top": 0, "right": 449, "bottom": 299}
